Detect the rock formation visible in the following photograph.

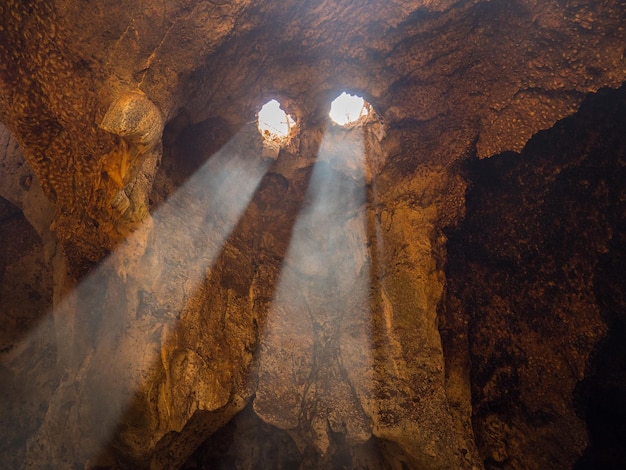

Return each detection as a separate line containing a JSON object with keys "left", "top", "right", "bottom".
{"left": 0, "top": 0, "right": 624, "bottom": 468}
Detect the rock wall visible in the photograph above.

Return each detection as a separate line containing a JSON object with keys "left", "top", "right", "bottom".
{"left": 0, "top": 125, "right": 56, "bottom": 469}
{"left": 444, "top": 84, "right": 626, "bottom": 469}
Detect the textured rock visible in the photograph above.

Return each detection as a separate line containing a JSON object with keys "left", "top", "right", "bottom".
{"left": 444, "top": 84, "right": 626, "bottom": 469}
{"left": 0, "top": 0, "right": 625, "bottom": 469}
{"left": 100, "top": 91, "right": 164, "bottom": 150}
{"left": 0, "top": 128, "right": 56, "bottom": 470}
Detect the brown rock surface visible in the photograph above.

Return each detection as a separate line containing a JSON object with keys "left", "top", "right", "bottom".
{"left": 444, "top": 84, "right": 626, "bottom": 470}
{"left": 0, "top": 0, "right": 624, "bottom": 469}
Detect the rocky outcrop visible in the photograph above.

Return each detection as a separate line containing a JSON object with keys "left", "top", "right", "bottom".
{"left": 0, "top": 0, "right": 625, "bottom": 468}
{"left": 444, "top": 84, "right": 626, "bottom": 470}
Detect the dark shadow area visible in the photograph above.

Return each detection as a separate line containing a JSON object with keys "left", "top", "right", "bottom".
{"left": 182, "top": 400, "right": 410, "bottom": 470}
{"left": 0, "top": 197, "right": 51, "bottom": 348}
{"left": 181, "top": 402, "right": 302, "bottom": 470}
{"left": 0, "top": 196, "right": 55, "bottom": 469}
{"left": 573, "top": 144, "right": 626, "bottom": 467}
{"left": 151, "top": 114, "right": 237, "bottom": 210}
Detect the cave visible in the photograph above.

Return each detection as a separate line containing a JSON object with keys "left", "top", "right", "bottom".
{"left": 0, "top": 1, "right": 625, "bottom": 469}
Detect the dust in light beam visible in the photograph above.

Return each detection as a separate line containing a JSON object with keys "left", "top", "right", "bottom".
{"left": 4, "top": 125, "right": 271, "bottom": 466}
{"left": 254, "top": 120, "right": 375, "bottom": 453}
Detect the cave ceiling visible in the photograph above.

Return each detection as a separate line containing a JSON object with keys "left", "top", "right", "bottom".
{"left": 0, "top": 0, "right": 625, "bottom": 469}
{"left": 1, "top": 0, "right": 624, "bottom": 265}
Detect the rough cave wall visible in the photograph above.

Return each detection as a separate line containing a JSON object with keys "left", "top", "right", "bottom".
{"left": 0, "top": 0, "right": 625, "bottom": 469}
{"left": 444, "top": 85, "right": 626, "bottom": 469}
{"left": 0, "top": 195, "right": 55, "bottom": 470}
{"left": 0, "top": 125, "right": 56, "bottom": 470}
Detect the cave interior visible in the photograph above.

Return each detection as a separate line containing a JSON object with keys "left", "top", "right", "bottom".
{"left": 0, "top": 1, "right": 625, "bottom": 469}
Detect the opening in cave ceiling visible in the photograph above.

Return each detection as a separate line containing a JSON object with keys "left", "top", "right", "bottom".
{"left": 257, "top": 99, "right": 295, "bottom": 141}
{"left": 329, "top": 92, "right": 370, "bottom": 126}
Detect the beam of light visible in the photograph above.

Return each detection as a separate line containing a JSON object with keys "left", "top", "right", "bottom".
{"left": 2, "top": 126, "right": 271, "bottom": 466}
{"left": 329, "top": 92, "right": 369, "bottom": 126}
{"left": 257, "top": 99, "right": 295, "bottom": 139}
{"left": 254, "top": 125, "right": 374, "bottom": 454}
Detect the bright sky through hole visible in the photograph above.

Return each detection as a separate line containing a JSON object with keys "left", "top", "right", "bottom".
{"left": 258, "top": 99, "right": 295, "bottom": 139}
{"left": 329, "top": 92, "right": 369, "bottom": 126}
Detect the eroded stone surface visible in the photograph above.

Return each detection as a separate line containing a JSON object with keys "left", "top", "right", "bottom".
{"left": 444, "top": 84, "right": 626, "bottom": 469}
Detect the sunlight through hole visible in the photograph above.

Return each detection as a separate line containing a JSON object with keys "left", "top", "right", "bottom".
{"left": 329, "top": 92, "right": 370, "bottom": 126}
{"left": 257, "top": 99, "right": 295, "bottom": 141}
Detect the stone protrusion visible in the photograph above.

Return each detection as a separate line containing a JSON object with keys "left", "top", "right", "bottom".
{"left": 100, "top": 91, "right": 164, "bottom": 149}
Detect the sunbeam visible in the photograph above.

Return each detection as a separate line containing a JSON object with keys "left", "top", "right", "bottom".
{"left": 254, "top": 125, "right": 374, "bottom": 454}
{"left": 3, "top": 125, "right": 271, "bottom": 466}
